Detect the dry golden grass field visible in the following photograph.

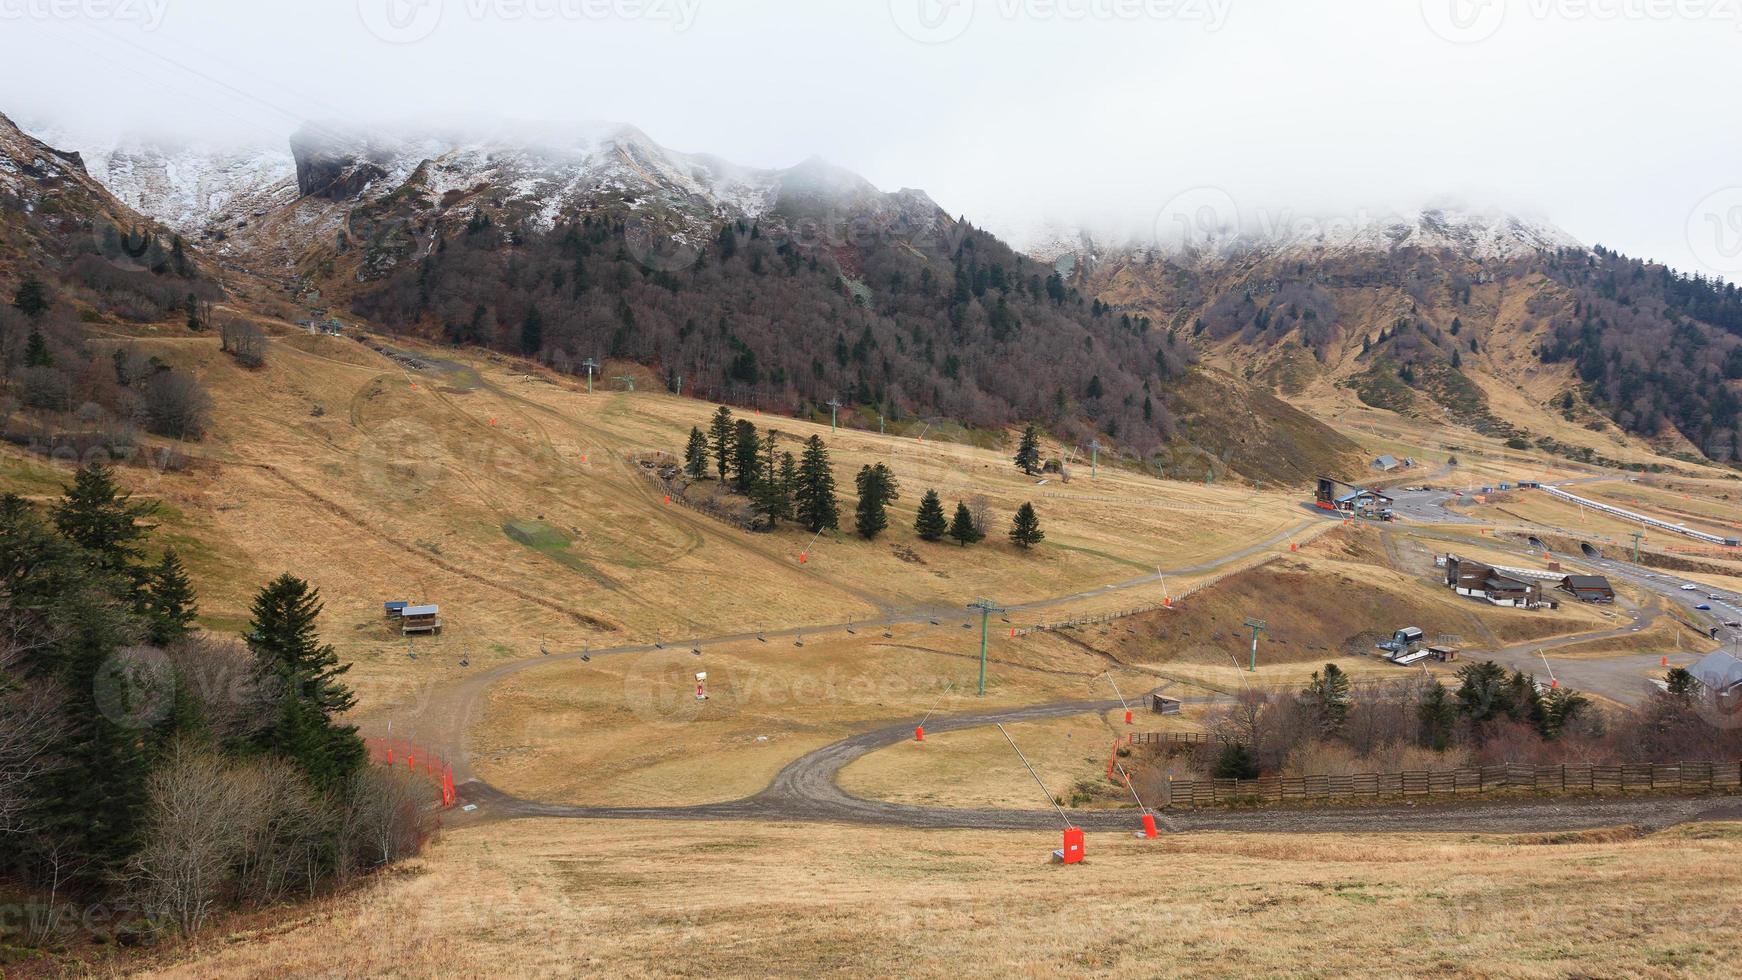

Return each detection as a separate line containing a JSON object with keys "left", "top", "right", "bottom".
{"left": 0, "top": 324, "right": 1316, "bottom": 715}
{"left": 129, "top": 818, "right": 1742, "bottom": 979}
{"left": 12, "top": 316, "right": 1742, "bottom": 980}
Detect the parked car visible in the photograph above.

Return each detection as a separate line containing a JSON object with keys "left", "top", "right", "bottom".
{"left": 1696, "top": 604, "right": 1712, "bottom": 611}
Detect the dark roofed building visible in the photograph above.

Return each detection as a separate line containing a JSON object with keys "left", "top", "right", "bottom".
{"left": 1444, "top": 555, "right": 1547, "bottom": 609}
{"left": 1559, "top": 575, "right": 1615, "bottom": 603}
{"left": 1687, "top": 651, "right": 1742, "bottom": 698}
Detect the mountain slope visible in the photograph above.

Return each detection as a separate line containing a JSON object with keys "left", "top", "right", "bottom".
{"left": 1054, "top": 211, "right": 1742, "bottom": 467}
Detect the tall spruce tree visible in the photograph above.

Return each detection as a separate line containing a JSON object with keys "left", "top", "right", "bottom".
{"left": 12, "top": 274, "right": 49, "bottom": 319}
{"left": 145, "top": 548, "right": 199, "bottom": 646}
{"left": 750, "top": 431, "right": 793, "bottom": 528}
{"left": 144, "top": 550, "right": 197, "bottom": 647}
{"left": 914, "top": 489, "right": 947, "bottom": 541}
{"left": 708, "top": 406, "right": 735, "bottom": 481}
{"left": 1417, "top": 678, "right": 1456, "bottom": 750}
{"left": 24, "top": 328, "right": 52, "bottom": 368}
{"left": 948, "top": 501, "right": 984, "bottom": 546}
{"left": 1, "top": 493, "right": 154, "bottom": 876}
{"left": 853, "top": 463, "right": 899, "bottom": 540}
{"left": 520, "top": 306, "right": 544, "bottom": 355}
{"left": 1014, "top": 423, "right": 1041, "bottom": 475}
{"left": 683, "top": 426, "right": 710, "bottom": 479}
{"left": 731, "top": 419, "right": 762, "bottom": 493}
{"left": 1008, "top": 502, "right": 1044, "bottom": 548}
{"left": 53, "top": 463, "right": 155, "bottom": 592}
{"left": 1303, "top": 663, "right": 1352, "bottom": 737}
{"left": 246, "top": 574, "right": 364, "bottom": 792}
{"left": 795, "top": 435, "right": 839, "bottom": 533}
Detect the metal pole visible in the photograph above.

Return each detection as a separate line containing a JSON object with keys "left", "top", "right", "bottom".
{"left": 979, "top": 607, "right": 990, "bottom": 696}
{"left": 827, "top": 398, "right": 842, "bottom": 433}
{"left": 996, "top": 723, "right": 1072, "bottom": 829}
{"left": 969, "top": 598, "right": 1006, "bottom": 696}
{"left": 1244, "top": 618, "right": 1267, "bottom": 673}
{"left": 1105, "top": 674, "right": 1130, "bottom": 713}
{"left": 1115, "top": 762, "right": 1148, "bottom": 816}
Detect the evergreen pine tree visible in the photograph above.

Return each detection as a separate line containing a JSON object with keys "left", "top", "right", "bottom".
{"left": 779, "top": 451, "right": 798, "bottom": 505}
{"left": 1417, "top": 678, "right": 1456, "bottom": 750}
{"left": 0, "top": 493, "right": 155, "bottom": 876}
{"left": 1665, "top": 666, "right": 1701, "bottom": 697}
{"left": 913, "top": 489, "right": 947, "bottom": 541}
{"left": 1303, "top": 663, "right": 1352, "bottom": 737}
{"left": 1213, "top": 743, "right": 1260, "bottom": 780}
{"left": 520, "top": 306, "right": 544, "bottom": 355}
{"left": 853, "top": 463, "right": 899, "bottom": 540}
{"left": 683, "top": 426, "right": 710, "bottom": 479}
{"left": 12, "top": 274, "right": 49, "bottom": 318}
{"left": 1008, "top": 502, "right": 1044, "bottom": 548}
{"left": 948, "top": 502, "right": 983, "bottom": 546}
{"left": 24, "top": 328, "right": 52, "bottom": 368}
{"left": 731, "top": 419, "right": 761, "bottom": 493}
{"left": 52, "top": 463, "right": 155, "bottom": 590}
{"left": 750, "top": 432, "right": 793, "bottom": 528}
{"left": 708, "top": 406, "right": 735, "bottom": 481}
{"left": 146, "top": 548, "right": 198, "bottom": 646}
{"left": 1014, "top": 423, "right": 1041, "bottom": 475}
{"left": 795, "top": 435, "right": 839, "bottom": 533}
{"left": 246, "top": 574, "right": 364, "bottom": 792}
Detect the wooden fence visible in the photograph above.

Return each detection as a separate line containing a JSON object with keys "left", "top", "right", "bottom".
{"left": 1156, "top": 760, "right": 1742, "bottom": 808}
{"left": 1128, "top": 731, "right": 1242, "bottom": 747}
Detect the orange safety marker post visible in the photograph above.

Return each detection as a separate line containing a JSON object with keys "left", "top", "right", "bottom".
{"left": 1662, "top": 655, "right": 1669, "bottom": 667}
{"left": 1290, "top": 542, "right": 1298, "bottom": 552}
{"left": 1124, "top": 709, "right": 1133, "bottom": 725}
{"left": 798, "top": 552, "right": 807, "bottom": 564}
{"left": 663, "top": 494, "right": 671, "bottom": 504}
{"left": 1060, "top": 827, "right": 1085, "bottom": 864}
{"left": 915, "top": 725, "right": 924, "bottom": 742}
{"left": 1140, "top": 813, "right": 1159, "bottom": 839}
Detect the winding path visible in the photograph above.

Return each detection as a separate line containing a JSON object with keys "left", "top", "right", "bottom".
{"left": 387, "top": 478, "right": 1738, "bottom": 838}
{"left": 453, "top": 695, "right": 1742, "bottom": 836}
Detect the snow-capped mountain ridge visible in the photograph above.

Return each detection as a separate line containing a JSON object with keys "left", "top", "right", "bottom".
{"left": 1017, "top": 203, "right": 1584, "bottom": 270}
{"left": 20, "top": 115, "right": 1580, "bottom": 277}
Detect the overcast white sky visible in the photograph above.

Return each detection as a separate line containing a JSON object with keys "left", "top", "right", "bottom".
{"left": 2, "top": 0, "right": 1739, "bottom": 278}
